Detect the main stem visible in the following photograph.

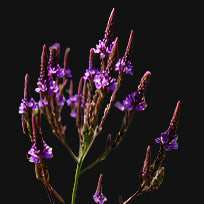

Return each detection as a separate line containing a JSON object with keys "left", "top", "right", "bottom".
{"left": 71, "top": 157, "right": 83, "bottom": 204}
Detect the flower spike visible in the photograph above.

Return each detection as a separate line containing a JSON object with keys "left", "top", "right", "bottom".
{"left": 115, "top": 71, "right": 151, "bottom": 112}
{"left": 124, "top": 30, "right": 134, "bottom": 63}
{"left": 93, "top": 174, "right": 107, "bottom": 204}
{"left": 24, "top": 74, "right": 31, "bottom": 102}
{"left": 105, "top": 8, "right": 115, "bottom": 43}
{"left": 155, "top": 101, "right": 181, "bottom": 151}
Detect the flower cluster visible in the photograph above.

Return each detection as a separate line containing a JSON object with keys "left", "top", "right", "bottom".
{"left": 19, "top": 97, "right": 38, "bottom": 115}
{"left": 19, "top": 8, "right": 181, "bottom": 204}
{"left": 115, "top": 71, "right": 151, "bottom": 113}
{"left": 115, "top": 58, "right": 133, "bottom": 75}
{"left": 28, "top": 140, "right": 53, "bottom": 163}
{"left": 94, "top": 39, "right": 114, "bottom": 59}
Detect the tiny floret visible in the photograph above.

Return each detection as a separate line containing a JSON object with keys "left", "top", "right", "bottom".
{"left": 94, "top": 39, "right": 114, "bottom": 59}
{"left": 19, "top": 98, "right": 38, "bottom": 115}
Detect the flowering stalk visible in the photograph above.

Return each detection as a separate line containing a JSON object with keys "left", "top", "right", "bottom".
{"left": 19, "top": 8, "right": 182, "bottom": 204}
{"left": 121, "top": 101, "right": 181, "bottom": 204}
{"left": 19, "top": 74, "right": 65, "bottom": 203}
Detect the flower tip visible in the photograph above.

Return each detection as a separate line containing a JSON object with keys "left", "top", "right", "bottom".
{"left": 24, "top": 74, "right": 30, "bottom": 101}
{"left": 43, "top": 44, "right": 46, "bottom": 50}
{"left": 171, "top": 100, "right": 181, "bottom": 127}
{"left": 176, "top": 100, "right": 181, "bottom": 111}
{"left": 97, "top": 174, "right": 103, "bottom": 191}
{"left": 111, "top": 8, "right": 115, "bottom": 16}
{"left": 50, "top": 43, "right": 60, "bottom": 50}
{"left": 144, "top": 71, "right": 151, "bottom": 78}
{"left": 147, "top": 145, "right": 151, "bottom": 153}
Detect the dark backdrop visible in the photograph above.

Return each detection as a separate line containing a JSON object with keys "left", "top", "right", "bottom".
{"left": 11, "top": 4, "right": 187, "bottom": 204}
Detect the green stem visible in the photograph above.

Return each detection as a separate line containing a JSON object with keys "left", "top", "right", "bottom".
{"left": 71, "top": 157, "right": 83, "bottom": 204}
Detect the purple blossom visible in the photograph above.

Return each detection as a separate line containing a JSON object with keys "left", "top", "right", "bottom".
{"left": 107, "top": 77, "right": 117, "bottom": 92}
{"left": 115, "top": 92, "right": 147, "bottom": 112}
{"left": 19, "top": 98, "right": 38, "bottom": 115}
{"left": 115, "top": 58, "right": 133, "bottom": 75}
{"left": 66, "top": 68, "right": 72, "bottom": 78}
{"left": 35, "top": 79, "right": 48, "bottom": 93}
{"left": 67, "top": 95, "right": 79, "bottom": 107}
{"left": 38, "top": 97, "right": 49, "bottom": 108}
{"left": 93, "top": 191, "right": 107, "bottom": 204}
{"left": 56, "top": 92, "right": 66, "bottom": 107}
{"left": 47, "top": 79, "right": 58, "bottom": 95}
{"left": 35, "top": 77, "right": 58, "bottom": 95}
{"left": 67, "top": 94, "right": 84, "bottom": 118}
{"left": 83, "top": 68, "right": 99, "bottom": 81}
{"left": 94, "top": 39, "right": 114, "bottom": 59}
{"left": 155, "top": 132, "right": 178, "bottom": 151}
{"left": 28, "top": 141, "right": 53, "bottom": 164}
{"left": 93, "top": 72, "right": 109, "bottom": 89}
{"left": 48, "top": 63, "right": 65, "bottom": 78}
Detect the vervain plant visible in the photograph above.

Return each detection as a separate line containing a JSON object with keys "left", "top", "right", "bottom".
{"left": 19, "top": 8, "right": 181, "bottom": 204}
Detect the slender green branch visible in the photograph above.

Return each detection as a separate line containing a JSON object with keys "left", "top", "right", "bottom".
{"left": 71, "top": 157, "right": 83, "bottom": 204}
{"left": 80, "top": 149, "right": 110, "bottom": 175}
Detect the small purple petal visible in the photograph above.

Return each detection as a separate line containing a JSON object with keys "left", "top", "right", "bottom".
{"left": 155, "top": 137, "right": 162, "bottom": 144}
{"left": 66, "top": 69, "right": 72, "bottom": 78}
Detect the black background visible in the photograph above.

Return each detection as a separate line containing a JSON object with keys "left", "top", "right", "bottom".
{"left": 8, "top": 3, "right": 189, "bottom": 204}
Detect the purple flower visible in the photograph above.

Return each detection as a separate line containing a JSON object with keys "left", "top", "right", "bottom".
{"left": 155, "top": 132, "right": 178, "bottom": 151}
{"left": 35, "top": 79, "right": 48, "bottom": 93}
{"left": 94, "top": 39, "right": 114, "bottom": 59}
{"left": 48, "top": 64, "right": 65, "bottom": 77}
{"left": 67, "top": 94, "right": 84, "bottom": 118}
{"left": 93, "top": 72, "right": 109, "bottom": 89}
{"left": 93, "top": 191, "right": 107, "bottom": 204}
{"left": 67, "top": 95, "right": 79, "bottom": 107}
{"left": 115, "top": 92, "right": 147, "bottom": 112}
{"left": 56, "top": 92, "right": 66, "bottom": 107}
{"left": 107, "top": 77, "right": 116, "bottom": 92}
{"left": 115, "top": 58, "right": 133, "bottom": 75}
{"left": 35, "top": 77, "right": 58, "bottom": 95}
{"left": 38, "top": 97, "right": 49, "bottom": 108}
{"left": 28, "top": 141, "right": 53, "bottom": 164}
{"left": 66, "top": 68, "right": 72, "bottom": 78}
{"left": 19, "top": 98, "right": 38, "bottom": 115}
{"left": 83, "top": 68, "right": 99, "bottom": 81}
{"left": 47, "top": 78, "right": 58, "bottom": 95}
{"left": 93, "top": 174, "right": 107, "bottom": 204}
